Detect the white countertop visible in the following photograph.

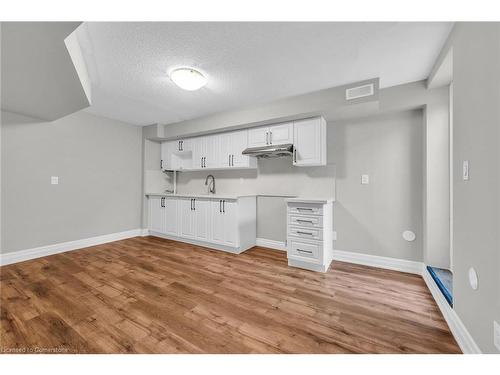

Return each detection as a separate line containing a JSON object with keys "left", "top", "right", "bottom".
{"left": 145, "top": 193, "right": 256, "bottom": 200}
{"left": 285, "top": 197, "right": 335, "bottom": 204}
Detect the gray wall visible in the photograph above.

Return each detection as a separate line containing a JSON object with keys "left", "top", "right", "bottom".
{"left": 447, "top": 23, "right": 500, "bottom": 353}
{"left": 1, "top": 110, "right": 143, "bottom": 253}
{"left": 332, "top": 110, "right": 423, "bottom": 261}
{"left": 424, "top": 90, "right": 451, "bottom": 268}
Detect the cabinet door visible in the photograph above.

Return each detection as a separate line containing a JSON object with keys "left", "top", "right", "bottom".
{"left": 179, "top": 199, "right": 195, "bottom": 239}
{"left": 218, "top": 133, "right": 232, "bottom": 168}
{"left": 210, "top": 200, "right": 225, "bottom": 244}
{"left": 247, "top": 126, "right": 269, "bottom": 147}
{"left": 293, "top": 118, "right": 324, "bottom": 166}
{"left": 229, "top": 130, "right": 253, "bottom": 168}
{"left": 148, "top": 197, "right": 164, "bottom": 233}
{"left": 205, "top": 135, "right": 220, "bottom": 169}
{"left": 191, "top": 137, "right": 205, "bottom": 169}
{"left": 161, "top": 141, "right": 176, "bottom": 171}
{"left": 163, "top": 198, "right": 178, "bottom": 236}
{"left": 222, "top": 200, "right": 239, "bottom": 246}
{"left": 269, "top": 122, "right": 293, "bottom": 145}
{"left": 194, "top": 199, "right": 210, "bottom": 241}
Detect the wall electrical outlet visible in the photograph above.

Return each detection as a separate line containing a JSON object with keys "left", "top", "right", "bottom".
{"left": 50, "top": 176, "right": 59, "bottom": 185}
{"left": 361, "top": 174, "right": 369, "bottom": 184}
{"left": 494, "top": 321, "right": 500, "bottom": 352}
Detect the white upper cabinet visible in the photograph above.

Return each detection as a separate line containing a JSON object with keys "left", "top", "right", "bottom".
{"left": 161, "top": 140, "right": 193, "bottom": 171}
{"left": 293, "top": 117, "right": 326, "bottom": 166}
{"left": 160, "top": 116, "right": 326, "bottom": 171}
{"left": 247, "top": 122, "right": 293, "bottom": 147}
{"left": 219, "top": 129, "right": 256, "bottom": 169}
{"left": 268, "top": 123, "right": 293, "bottom": 145}
{"left": 247, "top": 127, "right": 269, "bottom": 148}
{"left": 192, "top": 135, "right": 219, "bottom": 170}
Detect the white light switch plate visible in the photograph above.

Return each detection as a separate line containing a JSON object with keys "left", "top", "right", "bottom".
{"left": 361, "top": 174, "right": 369, "bottom": 184}
{"left": 463, "top": 160, "right": 469, "bottom": 181}
{"left": 50, "top": 176, "right": 59, "bottom": 185}
{"left": 494, "top": 321, "right": 500, "bottom": 352}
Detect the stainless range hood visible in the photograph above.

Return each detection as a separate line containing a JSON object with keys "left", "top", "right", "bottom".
{"left": 242, "top": 143, "right": 293, "bottom": 158}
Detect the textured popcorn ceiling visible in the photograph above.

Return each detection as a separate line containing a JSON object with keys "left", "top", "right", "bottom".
{"left": 77, "top": 22, "right": 453, "bottom": 126}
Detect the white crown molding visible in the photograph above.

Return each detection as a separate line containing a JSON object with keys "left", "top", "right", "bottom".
{"left": 256, "top": 238, "right": 286, "bottom": 251}
{"left": 422, "top": 267, "right": 481, "bottom": 354}
{"left": 0, "top": 229, "right": 143, "bottom": 266}
{"left": 332, "top": 249, "right": 424, "bottom": 275}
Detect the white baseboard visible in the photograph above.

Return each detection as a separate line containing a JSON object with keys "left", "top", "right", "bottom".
{"left": 140, "top": 228, "right": 150, "bottom": 236}
{"left": 332, "top": 249, "right": 424, "bottom": 275}
{"left": 256, "top": 238, "right": 286, "bottom": 251}
{"left": 422, "top": 267, "right": 481, "bottom": 354}
{"left": 0, "top": 228, "right": 143, "bottom": 266}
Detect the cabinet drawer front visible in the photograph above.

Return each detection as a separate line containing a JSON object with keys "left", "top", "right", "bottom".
{"left": 288, "top": 226, "right": 322, "bottom": 240}
{"left": 288, "top": 240, "right": 322, "bottom": 261}
{"left": 288, "top": 203, "right": 323, "bottom": 216}
{"left": 288, "top": 214, "right": 323, "bottom": 228}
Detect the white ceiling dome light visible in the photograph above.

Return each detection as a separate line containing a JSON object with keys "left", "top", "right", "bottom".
{"left": 169, "top": 67, "right": 207, "bottom": 91}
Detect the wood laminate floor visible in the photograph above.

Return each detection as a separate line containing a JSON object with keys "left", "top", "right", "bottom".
{"left": 0, "top": 236, "right": 460, "bottom": 354}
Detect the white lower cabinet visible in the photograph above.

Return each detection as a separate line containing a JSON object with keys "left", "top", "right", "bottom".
{"left": 179, "top": 198, "right": 196, "bottom": 239}
{"left": 148, "top": 197, "right": 165, "bottom": 233}
{"left": 163, "top": 197, "right": 178, "bottom": 236}
{"left": 148, "top": 195, "right": 256, "bottom": 254}
{"left": 194, "top": 198, "right": 210, "bottom": 241}
{"left": 210, "top": 199, "right": 238, "bottom": 246}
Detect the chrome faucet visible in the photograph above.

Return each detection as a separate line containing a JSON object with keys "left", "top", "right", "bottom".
{"left": 205, "top": 174, "right": 216, "bottom": 194}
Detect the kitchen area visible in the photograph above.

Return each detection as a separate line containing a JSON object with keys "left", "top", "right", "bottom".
{"left": 143, "top": 116, "right": 336, "bottom": 272}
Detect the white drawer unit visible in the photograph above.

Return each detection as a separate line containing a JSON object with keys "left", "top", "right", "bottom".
{"left": 286, "top": 198, "right": 334, "bottom": 273}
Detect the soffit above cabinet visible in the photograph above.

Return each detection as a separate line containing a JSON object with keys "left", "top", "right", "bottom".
{"left": 1, "top": 22, "right": 92, "bottom": 121}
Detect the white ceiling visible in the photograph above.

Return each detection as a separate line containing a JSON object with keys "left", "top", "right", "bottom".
{"left": 77, "top": 22, "right": 453, "bottom": 126}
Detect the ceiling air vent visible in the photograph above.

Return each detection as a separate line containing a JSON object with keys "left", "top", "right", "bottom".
{"left": 345, "top": 83, "right": 374, "bottom": 101}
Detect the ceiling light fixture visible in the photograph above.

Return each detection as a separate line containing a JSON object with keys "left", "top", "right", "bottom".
{"left": 169, "top": 67, "right": 207, "bottom": 91}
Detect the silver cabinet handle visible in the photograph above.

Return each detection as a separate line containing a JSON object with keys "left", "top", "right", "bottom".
{"left": 266, "top": 131, "right": 269, "bottom": 145}
{"left": 296, "top": 219, "right": 314, "bottom": 223}
{"left": 228, "top": 154, "right": 231, "bottom": 166}
{"left": 296, "top": 249, "right": 313, "bottom": 254}
{"left": 193, "top": 199, "right": 196, "bottom": 211}
{"left": 231, "top": 154, "right": 234, "bottom": 166}
{"left": 201, "top": 157, "right": 203, "bottom": 168}
{"left": 204, "top": 157, "right": 206, "bottom": 168}
{"left": 269, "top": 131, "right": 272, "bottom": 144}
{"left": 297, "top": 231, "right": 313, "bottom": 235}
{"left": 223, "top": 200, "right": 225, "bottom": 213}
{"left": 297, "top": 207, "right": 313, "bottom": 211}
{"left": 219, "top": 200, "right": 222, "bottom": 213}
{"left": 293, "top": 148, "right": 297, "bottom": 163}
